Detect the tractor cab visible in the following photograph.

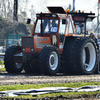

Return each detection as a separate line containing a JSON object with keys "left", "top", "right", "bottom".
{"left": 47, "top": 6, "right": 96, "bottom": 35}
{"left": 31, "top": 12, "right": 75, "bottom": 52}
{"left": 67, "top": 10, "right": 96, "bottom": 35}
{"left": 33, "top": 7, "right": 75, "bottom": 38}
{"left": 23, "top": 7, "right": 96, "bottom": 54}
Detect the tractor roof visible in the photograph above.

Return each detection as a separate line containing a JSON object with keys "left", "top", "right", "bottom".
{"left": 36, "top": 7, "right": 96, "bottom": 22}
{"left": 68, "top": 12, "right": 95, "bottom": 21}
{"left": 36, "top": 13, "right": 67, "bottom": 19}
{"left": 47, "top": 6, "right": 96, "bottom": 21}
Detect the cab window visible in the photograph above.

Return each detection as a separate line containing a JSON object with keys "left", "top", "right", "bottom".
{"left": 59, "top": 19, "right": 66, "bottom": 35}
{"left": 74, "top": 23, "right": 85, "bottom": 35}
{"left": 75, "top": 24, "right": 81, "bottom": 34}
{"left": 58, "top": 19, "right": 66, "bottom": 42}
{"left": 34, "top": 19, "right": 58, "bottom": 34}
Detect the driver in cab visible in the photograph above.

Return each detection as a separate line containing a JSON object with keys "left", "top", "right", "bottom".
{"left": 50, "top": 20, "right": 58, "bottom": 33}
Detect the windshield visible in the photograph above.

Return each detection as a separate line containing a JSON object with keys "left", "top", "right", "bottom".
{"left": 75, "top": 23, "right": 85, "bottom": 35}
{"left": 34, "top": 19, "right": 58, "bottom": 34}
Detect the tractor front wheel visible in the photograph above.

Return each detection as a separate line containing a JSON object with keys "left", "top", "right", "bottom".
{"left": 39, "top": 46, "right": 60, "bottom": 75}
{"left": 4, "top": 46, "right": 23, "bottom": 73}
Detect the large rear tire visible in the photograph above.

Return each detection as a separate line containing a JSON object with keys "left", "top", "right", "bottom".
{"left": 63, "top": 37, "right": 98, "bottom": 75}
{"left": 62, "top": 37, "right": 77, "bottom": 74}
{"left": 74, "top": 38, "right": 98, "bottom": 74}
{"left": 39, "top": 46, "right": 60, "bottom": 75}
{"left": 4, "top": 46, "right": 23, "bottom": 73}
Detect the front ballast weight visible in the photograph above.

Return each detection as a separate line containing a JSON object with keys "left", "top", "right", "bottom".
{"left": 14, "top": 53, "right": 27, "bottom": 63}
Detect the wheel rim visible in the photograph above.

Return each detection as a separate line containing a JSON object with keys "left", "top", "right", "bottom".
{"left": 82, "top": 42, "right": 96, "bottom": 72}
{"left": 49, "top": 51, "right": 58, "bottom": 70}
{"left": 15, "top": 63, "right": 22, "bottom": 69}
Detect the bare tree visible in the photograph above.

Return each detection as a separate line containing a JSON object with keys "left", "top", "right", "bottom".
{"left": 18, "top": 0, "right": 31, "bottom": 23}
{"left": 0, "top": 0, "right": 13, "bottom": 20}
{"left": 0, "top": 0, "right": 36, "bottom": 23}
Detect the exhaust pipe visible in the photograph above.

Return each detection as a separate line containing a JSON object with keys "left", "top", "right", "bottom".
{"left": 40, "top": 12, "right": 44, "bottom": 37}
{"left": 73, "top": 0, "right": 75, "bottom": 12}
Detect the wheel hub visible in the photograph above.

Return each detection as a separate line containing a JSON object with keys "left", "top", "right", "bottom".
{"left": 82, "top": 43, "right": 96, "bottom": 72}
{"left": 51, "top": 56, "right": 55, "bottom": 65}
{"left": 49, "top": 51, "right": 58, "bottom": 70}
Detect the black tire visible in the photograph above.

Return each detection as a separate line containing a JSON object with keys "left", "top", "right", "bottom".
{"left": 39, "top": 46, "right": 60, "bottom": 75}
{"left": 4, "top": 46, "right": 23, "bottom": 73}
{"left": 99, "top": 54, "right": 100, "bottom": 73}
{"left": 74, "top": 38, "right": 98, "bottom": 74}
{"left": 63, "top": 37, "right": 98, "bottom": 75}
{"left": 24, "top": 57, "right": 40, "bottom": 73}
{"left": 62, "top": 37, "right": 77, "bottom": 74}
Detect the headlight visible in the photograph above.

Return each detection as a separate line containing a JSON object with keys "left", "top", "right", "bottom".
{"left": 31, "top": 48, "right": 34, "bottom": 52}
{"left": 22, "top": 48, "right": 25, "bottom": 51}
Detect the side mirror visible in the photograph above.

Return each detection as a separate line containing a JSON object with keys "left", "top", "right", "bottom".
{"left": 27, "top": 19, "right": 31, "bottom": 24}
{"left": 62, "top": 19, "right": 66, "bottom": 24}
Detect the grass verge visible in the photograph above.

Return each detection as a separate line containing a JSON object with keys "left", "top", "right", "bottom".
{"left": 0, "top": 60, "right": 4, "bottom": 65}
{"left": 0, "top": 68, "right": 5, "bottom": 71}
{"left": 0, "top": 60, "right": 5, "bottom": 71}
{"left": 0, "top": 82, "right": 100, "bottom": 99}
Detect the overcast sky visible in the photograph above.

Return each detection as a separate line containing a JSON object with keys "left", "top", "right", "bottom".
{"left": 24, "top": 0, "right": 98, "bottom": 25}
{"left": 29, "top": 0, "right": 97, "bottom": 14}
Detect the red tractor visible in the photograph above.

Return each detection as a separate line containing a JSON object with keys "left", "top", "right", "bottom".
{"left": 4, "top": 7, "right": 98, "bottom": 75}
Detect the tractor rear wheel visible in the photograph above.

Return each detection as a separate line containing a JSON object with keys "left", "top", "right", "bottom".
{"left": 63, "top": 37, "right": 98, "bottom": 75}
{"left": 74, "top": 38, "right": 98, "bottom": 74}
{"left": 4, "top": 46, "right": 23, "bottom": 73}
{"left": 39, "top": 46, "right": 60, "bottom": 75}
{"left": 62, "top": 37, "right": 77, "bottom": 74}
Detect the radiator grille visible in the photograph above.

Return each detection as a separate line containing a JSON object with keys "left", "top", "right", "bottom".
{"left": 22, "top": 37, "right": 34, "bottom": 47}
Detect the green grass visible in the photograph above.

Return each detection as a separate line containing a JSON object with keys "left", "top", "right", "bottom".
{"left": 17, "top": 91, "right": 100, "bottom": 99}
{"left": 0, "top": 68, "right": 5, "bottom": 71}
{"left": 0, "top": 60, "right": 5, "bottom": 71}
{"left": 0, "top": 60, "right": 4, "bottom": 65}
{"left": 1, "top": 82, "right": 100, "bottom": 99}
{"left": 1, "top": 82, "right": 100, "bottom": 91}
